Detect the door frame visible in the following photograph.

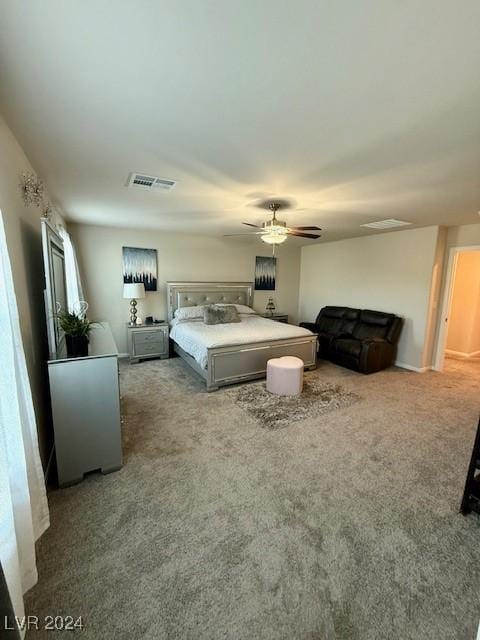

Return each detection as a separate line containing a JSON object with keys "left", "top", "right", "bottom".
{"left": 433, "top": 244, "right": 480, "bottom": 371}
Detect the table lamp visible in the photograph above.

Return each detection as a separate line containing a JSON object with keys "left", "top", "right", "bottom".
{"left": 265, "top": 297, "right": 276, "bottom": 316}
{"left": 123, "top": 283, "right": 145, "bottom": 325}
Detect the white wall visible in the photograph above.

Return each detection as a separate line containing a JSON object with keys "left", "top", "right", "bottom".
{"left": 70, "top": 220, "right": 480, "bottom": 370}
{"left": 298, "top": 226, "right": 441, "bottom": 370}
{"left": 0, "top": 114, "right": 63, "bottom": 467}
{"left": 70, "top": 224, "right": 301, "bottom": 353}
{"left": 446, "top": 251, "right": 480, "bottom": 356}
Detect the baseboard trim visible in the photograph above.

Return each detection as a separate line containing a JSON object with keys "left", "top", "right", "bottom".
{"left": 445, "top": 349, "right": 480, "bottom": 359}
{"left": 118, "top": 352, "right": 129, "bottom": 359}
{"left": 395, "top": 361, "right": 431, "bottom": 373}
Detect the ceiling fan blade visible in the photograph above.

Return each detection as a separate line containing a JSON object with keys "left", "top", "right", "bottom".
{"left": 286, "top": 231, "right": 321, "bottom": 239}
{"left": 242, "top": 222, "right": 262, "bottom": 228}
{"left": 289, "top": 226, "right": 322, "bottom": 231}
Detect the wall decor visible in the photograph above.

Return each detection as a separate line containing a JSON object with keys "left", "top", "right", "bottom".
{"left": 19, "top": 171, "right": 44, "bottom": 207}
{"left": 255, "top": 256, "right": 276, "bottom": 290}
{"left": 122, "top": 246, "right": 157, "bottom": 291}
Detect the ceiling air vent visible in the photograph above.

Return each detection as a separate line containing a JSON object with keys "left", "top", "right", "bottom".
{"left": 126, "top": 172, "right": 177, "bottom": 191}
{"left": 361, "top": 218, "right": 412, "bottom": 230}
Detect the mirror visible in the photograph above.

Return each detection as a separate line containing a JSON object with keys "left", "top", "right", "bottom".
{"left": 41, "top": 219, "right": 67, "bottom": 359}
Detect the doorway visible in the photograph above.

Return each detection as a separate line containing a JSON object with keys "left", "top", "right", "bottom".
{"left": 434, "top": 246, "right": 480, "bottom": 372}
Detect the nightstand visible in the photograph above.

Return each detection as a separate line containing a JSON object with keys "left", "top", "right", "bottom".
{"left": 127, "top": 323, "right": 169, "bottom": 363}
{"left": 261, "top": 313, "right": 289, "bottom": 324}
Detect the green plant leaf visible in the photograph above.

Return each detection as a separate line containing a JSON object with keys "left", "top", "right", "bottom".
{"left": 55, "top": 310, "right": 96, "bottom": 337}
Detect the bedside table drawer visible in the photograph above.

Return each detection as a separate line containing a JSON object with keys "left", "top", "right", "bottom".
{"left": 134, "top": 341, "right": 164, "bottom": 356}
{"left": 127, "top": 324, "right": 169, "bottom": 362}
{"left": 133, "top": 330, "right": 166, "bottom": 346}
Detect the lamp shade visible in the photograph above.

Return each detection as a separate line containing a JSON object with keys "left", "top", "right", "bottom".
{"left": 123, "top": 283, "right": 145, "bottom": 299}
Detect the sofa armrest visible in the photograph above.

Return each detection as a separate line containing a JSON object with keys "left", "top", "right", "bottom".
{"left": 359, "top": 338, "right": 396, "bottom": 373}
{"left": 299, "top": 322, "right": 319, "bottom": 333}
{"left": 386, "top": 317, "right": 403, "bottom": 345}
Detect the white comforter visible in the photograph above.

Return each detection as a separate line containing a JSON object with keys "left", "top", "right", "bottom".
{"left": 170, "top": 315, "right": 314, "bottom": 369}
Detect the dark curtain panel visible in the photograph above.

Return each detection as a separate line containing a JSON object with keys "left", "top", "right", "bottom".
{"left": 0, "top": 561, "right": 20, "bottom": 639}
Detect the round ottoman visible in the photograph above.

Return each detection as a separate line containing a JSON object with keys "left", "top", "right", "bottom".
{"left": 266, "top": 356, "right": 304, "bottom": 396}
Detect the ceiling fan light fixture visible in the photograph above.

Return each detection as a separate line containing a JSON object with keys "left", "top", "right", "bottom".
{"left": 234, "top": 201, "right": 320, "bottom": 244}
{"left": 261, "top": 231, "right": 288, "bottom": 245}
{"left": 264, "top": 223, "right": 286, "bottom": 232}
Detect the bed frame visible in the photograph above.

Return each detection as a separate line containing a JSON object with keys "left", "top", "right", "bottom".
{"left": 167, "top": 282, "right": 317, "bottom": 391}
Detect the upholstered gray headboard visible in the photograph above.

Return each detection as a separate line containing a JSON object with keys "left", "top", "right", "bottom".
{"left": 167, "top": 282, "right": 253, "bottom": 321}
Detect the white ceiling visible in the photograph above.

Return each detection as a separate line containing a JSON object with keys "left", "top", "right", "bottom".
{"left": 1, "top": 1, "right": 480, "bottom": 243}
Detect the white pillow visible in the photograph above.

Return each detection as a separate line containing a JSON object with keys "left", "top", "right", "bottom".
{"left": 174, "top": 305, "right": 206, "bottom": 320}
{"left": 217, "top": 303, "right": 257, "bottom": 315}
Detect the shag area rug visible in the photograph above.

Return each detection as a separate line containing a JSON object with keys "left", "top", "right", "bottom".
{"left": 230, "top": 378, "right": 360, "bottom": 429}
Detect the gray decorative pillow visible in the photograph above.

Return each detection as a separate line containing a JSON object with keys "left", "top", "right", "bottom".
{"left": 203, "top": 304, "right": 240, "bottom": 325}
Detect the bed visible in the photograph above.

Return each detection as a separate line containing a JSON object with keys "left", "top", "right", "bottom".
{"left": 167, "top": 282, "right": 317, "bottom": 391}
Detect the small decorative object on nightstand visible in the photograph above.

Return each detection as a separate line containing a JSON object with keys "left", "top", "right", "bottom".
{"left": 123, "top": 283, "right": 145, "bottom": 326}
{"left": 127, "top": 322, "right": 169, "bottom": 363}
{"left": 260, "top": 313, "right": 289, "bottom": 324}
{"left": 265, "top": 297, "right": 276, "bottom": 316}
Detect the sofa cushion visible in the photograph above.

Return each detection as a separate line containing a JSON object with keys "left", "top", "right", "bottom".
{"left": 340, "top": 308, "right": 361, "bottom": 335}
{"left": 352, "top": 309, "right": 394, "bottom": 340}
{"left": 315, "top": 306, "right": 347, "bottom": 323}
{"left": 332, "top": 338, "right": 362, "bottom": 358}
{"left": 360, "top": 310, "right": 393, "bottom": 326}
{"left": 316, "top": 317, "right": 343, "bottom": 334}
{"left": 315, "top": 306, "right": 350, "bottom": 334}
{"left": 321, "top": 306, "right": 346, "bottom": 319}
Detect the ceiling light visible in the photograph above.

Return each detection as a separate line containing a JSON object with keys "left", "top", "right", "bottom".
{"left": 261, "top": 231, "right": 288, "bottom": 245}
{"left": 224, "top": 201, "right": 321, "bottom": 244}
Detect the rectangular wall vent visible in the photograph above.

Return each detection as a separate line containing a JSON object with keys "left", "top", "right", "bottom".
{"left": 361, "top": 218, "right": 412, "bottom": 230}
{"left": 126, "top": 172, "right": 177, "bottom": 191}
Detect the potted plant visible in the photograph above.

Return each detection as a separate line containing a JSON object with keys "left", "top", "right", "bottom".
{"left": 56, "top": 310, "right": 95, "bottom": 358}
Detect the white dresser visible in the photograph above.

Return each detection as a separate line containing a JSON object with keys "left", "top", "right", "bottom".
{"left": 48, "top": 322, "right": 122, "bottom": 488}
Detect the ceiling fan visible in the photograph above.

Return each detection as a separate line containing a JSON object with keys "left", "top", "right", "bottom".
{"left": 224, "top": 201, "right": 322, "bottom": 245}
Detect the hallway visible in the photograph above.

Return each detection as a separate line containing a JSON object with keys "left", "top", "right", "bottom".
{"left": 444, "top": 354, "right": 480, "bottom": 380}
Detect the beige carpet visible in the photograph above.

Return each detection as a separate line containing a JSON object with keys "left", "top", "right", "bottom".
{"left": 26, "top": 356, "right": 480, "bottom": 639}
